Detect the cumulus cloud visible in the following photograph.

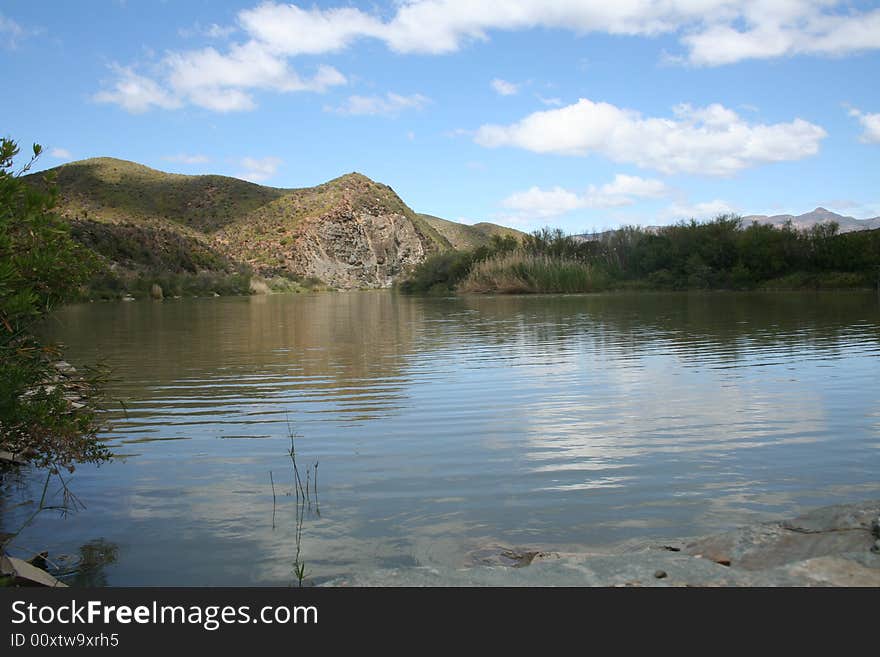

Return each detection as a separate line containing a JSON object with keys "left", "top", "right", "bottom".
{"left": 848, "top": 108, "right": 880, "bottom": 144}
{"left": 491, "top": 78, "right": 519, "bottom": 96}
{"left": 94, "top": 44, "right": 346, "bottom": 113}
{"left": 237, "top": 156, "right": 282, "bottom": 183}
{"left": 214, "top": 1, "right": 880, "bottom": 63}
{"left": 50, "top": 148, "right": 72, "bottom": 160}
{"left": 328, "top": 92, "right": 430, "bottom": 117}
{"left": 164, "top": 153, "right": 211, "bottom": 164}
{"left": 475, "top": 98, "right": 826, "bottom": 176}
{"left": 682, "top": 6, "right": 880, "bottom": 66}
{"left": 95, "top": 1, "right": 880, "bottom": 114}
{"left": 93, "top": 65, "right": 183, "bottom": 113}
{"left": 95, "top": 1, "right": 880, "bottom": 115}
{"left": 502, "top": 174, "right": 670, "bottom": 221}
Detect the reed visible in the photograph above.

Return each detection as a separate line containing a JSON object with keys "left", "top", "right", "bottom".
{"left": 459, "top": 251, "right": 610, "bottom": 294}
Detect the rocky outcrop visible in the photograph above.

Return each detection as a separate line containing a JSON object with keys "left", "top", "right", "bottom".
{"left": 322, "top": 500, "right": 880, "bottom": 587}
{"left": 285, "top": 204, "right": 430, "bottom": 289}
{"left": 213, "top": 172, "right": 450, "bottom": 289}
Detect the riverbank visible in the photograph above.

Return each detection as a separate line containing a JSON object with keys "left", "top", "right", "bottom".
{"left": 323, "top": 500, "right": 880, "bottom": 586}
{"left": 400, "top": 221, "right": 880, "bottom": 295}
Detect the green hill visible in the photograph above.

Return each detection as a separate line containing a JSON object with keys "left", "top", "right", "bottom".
{"left": 41, "top": 157, "right": 284, "bottom": 233}
{"left": 418, "top": 214, "right": 525, "bottom": 251}
{"left": 24, "top": 158, "right": 512, "bottom": 295}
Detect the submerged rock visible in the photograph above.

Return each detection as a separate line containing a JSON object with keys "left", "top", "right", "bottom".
{"left": 321, "top": 500, "right": 880, "bottom": 587}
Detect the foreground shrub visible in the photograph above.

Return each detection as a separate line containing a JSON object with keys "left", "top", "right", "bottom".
{"left": 0, "top": 138, "right": 110, "bottom": 470}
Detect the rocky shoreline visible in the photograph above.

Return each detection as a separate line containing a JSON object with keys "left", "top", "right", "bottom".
{"left": 324, "top": 500, "right": 880, "bottom": 587}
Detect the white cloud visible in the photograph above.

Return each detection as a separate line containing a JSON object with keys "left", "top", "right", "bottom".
{"left": 50, "top": 148, "right": 72, "bottom": 160}
{"left": 503, "top": 187, "right": 587, "bottom": 220}
{"left": 662, "top": 199, "right": 738, "bottom": 221}
{"left": 96, "top": 1, "right": 880, "bottom": 114}
{"left": 475, "top": 98, "right": 826, "bottom": 176}
{"left": 216, "top": 1, "right": 880, "bottom": 64}
{"left": 848, "top": 108, "right": 880, "bottom": 144}
{"left": 164, "top": 153, "right": 211, "bottom": 164}
{"left": 95, "top": 43, "right": 346, "bottom": 113}
{"left": 502, "top": 174, "right": 670, "bottom": 221}
{"left": 491, "top": 78, "right": 519, "bottom": 96}
{"left": 601, "top": 174, "right": 669, "bottom": 200}
{"left": 162, "top": 43, "right": 346, "bottom": 112}
{"left": 237, "top": 3, "right": 384, "bottom": 55}
{"left": 328, "top": 92, "right": 430, "bottom": 117}
{"left": 682, "top": 6, "right": 880, "bottom": 66}
{"left": 93, "top": 65, "right": 182, "bottom": 113}
{"left": 237, "top": 156, "right": 282, "bottom": 183}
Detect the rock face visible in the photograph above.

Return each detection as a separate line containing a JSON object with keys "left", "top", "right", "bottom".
{"left": 213, "top": 172, "right": 450, "bottom": 289}
{"left": 321, "top": 500, "right": 880, "bottom": 587}
{"left": 287, "top": 202, "right": 429, "bottom": 289}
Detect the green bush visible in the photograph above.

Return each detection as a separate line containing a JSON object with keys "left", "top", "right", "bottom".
{"left": 399, "top": 234, "right": 519, "bottom": 293}
{"left": 0, "top": 138, "right": 110, "bottom": 471}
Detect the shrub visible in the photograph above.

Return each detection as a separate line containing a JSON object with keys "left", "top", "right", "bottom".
{"left": 0, "top": 138, "right": 110, "bottom": 471}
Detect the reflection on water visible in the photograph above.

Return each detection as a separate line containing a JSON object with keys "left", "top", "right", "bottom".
{"left": 2, "top": 291, "right": 879, "bottom": 585}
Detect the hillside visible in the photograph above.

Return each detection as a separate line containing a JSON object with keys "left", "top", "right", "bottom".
{"left": 42, "top": 157, "right": 286, "bottom": 233}
{"left": 418, "top": 214, "right": 525, "bottom": 250}
{"left": 25, "top": 158, "right": 474, "bottom": 291}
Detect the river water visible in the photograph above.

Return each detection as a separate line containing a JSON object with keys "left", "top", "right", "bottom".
{"left": 4, "top": 290, "right": 879, "bottom": 585}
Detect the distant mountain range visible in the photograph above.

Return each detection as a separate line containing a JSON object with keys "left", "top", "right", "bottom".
{"left": 740, "top": 207, "right": 880, "bottom": 233}
{"left": 576, "top": 207, "right": 880, "bottom": 241}
{"left": 25, "top": 158, "right": 522, "bottom": 289}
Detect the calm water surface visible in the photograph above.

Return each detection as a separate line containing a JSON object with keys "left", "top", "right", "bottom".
{"left": 3, "top": 291, "right": 879, "bottom": 585}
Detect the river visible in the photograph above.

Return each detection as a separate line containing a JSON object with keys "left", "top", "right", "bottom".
{"left": 3, "top": 290, "right": 879, "bottom": 585}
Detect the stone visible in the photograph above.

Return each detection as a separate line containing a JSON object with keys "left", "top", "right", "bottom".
{"left": 0, "top": 555, "right": 67, "bottom": 587}
{"left": 320, "top": 500, "right": 880, "bottom": 588}
{"left": 288, "top": 209, "right": 430, "bottom": 289}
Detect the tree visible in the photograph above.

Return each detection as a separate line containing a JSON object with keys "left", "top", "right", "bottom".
{"left": 0, "top": 137, "right": 110, "bottom": 471}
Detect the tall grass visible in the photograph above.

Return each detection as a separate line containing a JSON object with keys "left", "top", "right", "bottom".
{"left": 459, "top": 251, "right": 610, "bottom": 294}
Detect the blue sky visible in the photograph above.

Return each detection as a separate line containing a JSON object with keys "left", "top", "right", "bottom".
{"left": 3, "top": 0, "right": 879, "bottom": 233}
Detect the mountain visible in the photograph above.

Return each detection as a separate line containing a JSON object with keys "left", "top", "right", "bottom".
{"left": 418, "top": 214, "right": 525, "bottom": 250}
{"left": 25, "top": 158, "right": 492, "bottom": 289}
{"left": 741, "top": 208, "right": 880, "bottom": 233}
